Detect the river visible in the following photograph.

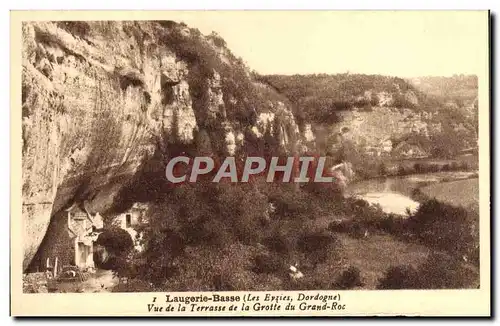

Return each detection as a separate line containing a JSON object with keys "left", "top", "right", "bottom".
{"left": 345, "top": 171, "right": 478, "bottom": 216}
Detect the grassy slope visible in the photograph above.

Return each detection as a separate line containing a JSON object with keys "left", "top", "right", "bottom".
{"left": 420, "top": 178, "right": 479, "bottom": 210}
{"left": 304, "top": 215, "right": 429, "bottom": 289}
{"left": 338, "top": 233, "right": 430, "bottom": 289}
{"left": 407, "top": 75, "right": 478, "bottom": 105}
{"left": 306, "top": 215, "right": 476, "bottom": 289}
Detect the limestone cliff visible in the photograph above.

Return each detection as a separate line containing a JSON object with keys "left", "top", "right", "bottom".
{"left": 260, "top": 74, "right": 478, "bottom": 158}
{"left": 22, "top": 21, "right": 299, "bottom": 271}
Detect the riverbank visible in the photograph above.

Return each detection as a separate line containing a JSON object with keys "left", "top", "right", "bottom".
{"left": 416, "top": 178, "right": 479, "bottom": 211}
{"left": 346, "top": 170, "right": 479, "bottom": 216}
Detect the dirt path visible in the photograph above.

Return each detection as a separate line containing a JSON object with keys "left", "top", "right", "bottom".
{"left": 54, "top": 269, "right": 119, "bottom": 293}
{"left": 82, "top": 269, "right": 118, "bottom": 292}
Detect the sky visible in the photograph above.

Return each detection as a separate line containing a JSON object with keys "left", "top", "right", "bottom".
{"left": 163, "top": 10, "right": 488, "bottom": 77}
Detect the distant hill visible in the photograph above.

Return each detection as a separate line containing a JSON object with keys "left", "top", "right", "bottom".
{"left": 257, "top": 73, "right": 442, "bottom": 125}
{"left": 258, "top": 73, "right": 478, "bottom": 160}
{"left": 407, "top": 75, "right": 478, "bottom": 130}
{"left": 407, "top": 75, "right": 478, "bottom": 107}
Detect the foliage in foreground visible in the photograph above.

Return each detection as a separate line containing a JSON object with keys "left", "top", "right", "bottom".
{"left": 109, "top": 180, "right": 350, "bottom": 291}
{"left": 105, "top": 174, "right": 479, "bottom": 292}
{"left": 377, "top": 252, "right": 478, "bottom": 289}
{"left": 95, "top": 227, "right": 134, "bottom": 270}
{"left": 328, "top": 197, "right": 479, "bottom": 266}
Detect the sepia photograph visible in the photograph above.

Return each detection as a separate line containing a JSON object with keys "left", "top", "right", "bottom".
{"left": 11, "top": 10, "right": 490, "bottom": 316}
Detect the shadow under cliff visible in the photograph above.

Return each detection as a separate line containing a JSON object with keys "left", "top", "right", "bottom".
{"left": 24, "top": 147, "right": 167, "bottom": 273}
{"left": 105, "top": 147, "right": 172, "bottom": 216}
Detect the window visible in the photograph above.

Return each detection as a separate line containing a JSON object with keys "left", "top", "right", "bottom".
{"left": 125, "top": 214, "right": 132, "bottom": 228}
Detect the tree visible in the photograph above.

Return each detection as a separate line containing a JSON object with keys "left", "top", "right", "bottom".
{"left": 405, "top": 199, "right": 475, "bottom": 257}
{"left": 95, "top": 227, "right": 134, "bottom": 271}
{"left": 379, "top": 162, "right": 387, "bottom": 176}
{"left": 335, "top": 266, "right": 363, "bottom": 289}
{"left": 96, "top": 227, "right": 134, "bottom": 256}
{"left": 194, "top": 127, "right": 212, "bottom": 156}
{"left": 377, "top": 265, "right": 420, "bottom": 289}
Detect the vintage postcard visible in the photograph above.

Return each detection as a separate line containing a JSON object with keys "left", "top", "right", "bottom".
{"left": 11, "top": 10, "right": 490, "bottom": 317}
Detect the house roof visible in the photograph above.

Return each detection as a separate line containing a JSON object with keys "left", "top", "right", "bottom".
{"left": 393, "top": 141, "right": 410, "bottom": 150}
{"left": 131, "top": 202, "right": 149, "bottom": 210}
{"left": 393, "top": 141, "right": 427, "bottom": 156}
{"left": 64, "top": 202, "right": 85, "bottom": 212}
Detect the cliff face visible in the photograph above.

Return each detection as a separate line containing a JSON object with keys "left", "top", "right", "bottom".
{"left": 261, "top": 74, "right": 478, "bottom": 158}
{"left": 301, "top": 106, "right": 442, "bottom": 157}
{"left": 22, "top": 21, "right": 299, "bottom": 271}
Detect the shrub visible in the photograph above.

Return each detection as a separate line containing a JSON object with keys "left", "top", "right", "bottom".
{"left": 327, "top": 197, "right": 393, "bottom": 238}
{"left": 298, "top": 232, "right": 337, "bottom": 253}
{"left": 332, "top": 196, "right": 479, "bottom": 266}
{"left": 410, "top": 187, "right": 430, "bottom": 203}
{"left": 125, "top": 181, "right": 276, "bottom": 286}
{"left": 297, "top": 231, "right": 340, "bottom": 266}
{"left": 262, "top": 234, "right": 293, "bottom": 255}
{"left": 112, "top": 279, "right": 156, "bottom": 293}
{"left": 267, "top": 184, "right": 321, "bottom": 220}
{"left": 334, "top": 266, "right": 363, "bottom": 289}
{"left": 377, "top": 252, "right": 478, "bottom": 290}
{"left": 252, "top": 253, "right": 286, "bottom": 274}
{"left": 379, "top": 163, "right": 388, "bottom": 176}
{"left": 417, "top": 252, "right": 478, "bottom": 289}
{"left": 377, "top": 265, "right": 420, "bottom": 289}
{"left": 406, "top": 199, "right": 476, "bottom": 257}
{"left": 378, "top": 215, "right": 406, "bottom": 235}
{"left": 96, "top": 227, "right": 134, "bottom": 256}
{"left": 207, "top": 32, "right": 227, "bottom": 47}
{"left": 184, "top": 218, "right": 236, "bottom": 248}
{"left": 328, "top": 219, "right": 352, "bottom": 233}
{"left": 113, "top": 226, "right": 186, "bottom": 286}
{"left": 212, "top": 183, "right": 268, "bottom": 245}
{"left": 101, "top": 254, "right": 130, "bottom": 273}
{"left": 162, "top": 243, "right": 259, "bottom": 292}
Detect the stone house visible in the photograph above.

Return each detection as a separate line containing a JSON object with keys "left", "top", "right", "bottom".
{"left": 110, "top": 203, "right": 149, "bottom": 252}
{"left": 364, "top": 146, "right": 380, "bottom": 157}
{"left": 27, "top": 202, "right": 104, "bottom": 275}
{"left": 65, "top": 203, "right": 103, "bottom": 270}
{"left": 380, "top": 138, "right": 393, "bottom": 154}
{"left": 392, "top": 141, "right": 427, "bottom": 158}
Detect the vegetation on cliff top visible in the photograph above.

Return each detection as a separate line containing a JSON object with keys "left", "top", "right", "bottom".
{"left": 157, "top": 22, "right": 291, "bottom": 129}
{"left": 257, "top": 73, "right": 442, "bottom": 123}
{"left": 408, "top": 75, "right": 478, "bottom": 107}
{"left": 257, "top": 73, "right": 478, "bottom": 158}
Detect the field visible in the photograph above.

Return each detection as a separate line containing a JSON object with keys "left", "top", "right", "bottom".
{"left": 420, "top": 178, "right": 479, "bottom": 210}
{"left": 303, "top": 216, "right": 444, "bottom": 289}
{"left": 337, "top": 233, "right": 430, "bottom": 289}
